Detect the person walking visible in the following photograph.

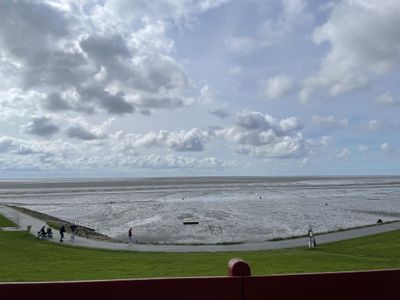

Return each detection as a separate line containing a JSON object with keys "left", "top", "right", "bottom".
{"left": 70, "top": 224, "right": 77, "bottom": 241}
{"left": 59, "top": 225, "right": 66, "bottom": 242}
{"left": 308, "top": 225, "right": 317, "bottom": 248}
{"left": 128, "top": 227, "right": 134, "bottom": 245}
{"left": 40, "top": 226, "right": 46, "bottom": 236}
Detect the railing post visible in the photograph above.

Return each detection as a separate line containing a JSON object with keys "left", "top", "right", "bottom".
{"left": 228, "top": 258, "right": 251, "bottom": 277}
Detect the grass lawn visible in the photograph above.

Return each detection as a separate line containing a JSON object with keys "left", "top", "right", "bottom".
{"left": 0, "top": 214, "right": 16, "bottom": 227}
{"left": 1, "top": 229, "right": 400, "bottom": 282}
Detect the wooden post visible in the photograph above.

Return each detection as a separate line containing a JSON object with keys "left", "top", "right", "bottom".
{"left": 228, "top": 258, "right": 251, "bottom": 277}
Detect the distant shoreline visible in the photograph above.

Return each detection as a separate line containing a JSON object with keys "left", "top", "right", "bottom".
{"left": 1, "top": 175, "right": 400, "bottom": 192}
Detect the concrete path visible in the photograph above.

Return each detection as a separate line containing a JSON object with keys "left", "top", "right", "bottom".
{"left": 1, "top": 204, "right": 400, "bottom": 253}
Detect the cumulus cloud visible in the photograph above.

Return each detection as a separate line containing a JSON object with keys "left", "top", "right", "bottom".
{"left": 65, "top": 118, "right": 110, "bottom": 141}
{"left": 233, "top": 111, "right": 301, "bottom": 134}
{"left": 124, "top": 154, "right": 234, "bottom": 170}
{"left": 115, "top": 128, "right": 210, "bottom": 152}
{"left": 0, "top": 135, "right": 71, "bottom": 159}
{"left": 20, "top": 116, "right": 60, "bottom": 137}
{"left": 262, "top": 75, "right": 294, "bottom": 99}
{"left": 77, "top": 86, "right": 134, "bottom": 115}
{"left": 380, "top": 142, "right": 393, "bottom": 153}
{"left": 301, "top": 0, "right": 400, "bottom": 101}
{"left": 110, "top": 113, "right": 309, "bottom": 160}
{"left": 336, "top": 147, "right": 351, "bottom": 160}
{"left": 320, "top": 136, "right": 333, "bottom": 146}
{"left": 0, "top": 0, "right": 213, "bottom": 118}
{"left": 66, "top": 126, "right": 101, "bottom": 141}
{"left": 0, "top": 89, "right": 46, "bottom": 121}
{"left": 218, "top": 111, "right": 307, "bottom": 158}
{"left": 0, "top": 135, "right": 235, "bottom": 173}
{"left": 367, "top": 120, "right": 381, "bottom": 131}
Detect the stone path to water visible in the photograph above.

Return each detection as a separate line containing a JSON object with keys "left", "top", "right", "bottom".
{"left": 1, "top": 204, "right": 400, "bottom": 253}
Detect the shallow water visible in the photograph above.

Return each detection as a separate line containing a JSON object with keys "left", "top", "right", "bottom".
{"left": 1, "top": 176, "right": 400, "bottom": 244}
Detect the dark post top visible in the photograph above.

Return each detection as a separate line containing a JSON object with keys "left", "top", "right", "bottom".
{"left": 228, "top": 258, "right": 251, "bottom": 277}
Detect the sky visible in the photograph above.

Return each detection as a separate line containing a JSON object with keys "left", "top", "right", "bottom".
{"left": 0, "top": 0, "right": 400, "bottom": 178}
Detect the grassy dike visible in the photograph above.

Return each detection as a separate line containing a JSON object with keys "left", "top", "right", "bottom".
{"left": 0, "top": 214, "right": 16, "bottom": 227}
{"left": 1, "top": 229, "right": 400, "bottom": 282}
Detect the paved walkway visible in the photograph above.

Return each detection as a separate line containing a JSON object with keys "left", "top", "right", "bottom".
{"left": 1, "top": 204, "right": 400, "bottom": 253}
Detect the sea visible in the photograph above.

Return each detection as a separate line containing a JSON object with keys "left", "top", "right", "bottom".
{"left": 1, "top": 176, "right": 400, "bottom": 244}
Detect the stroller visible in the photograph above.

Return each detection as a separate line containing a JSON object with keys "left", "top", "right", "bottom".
{"left": 37, "top": 227, "right": 53, "bottom": 239}
{"left": 46, "top": 227, "right": 53, "bottom": 238}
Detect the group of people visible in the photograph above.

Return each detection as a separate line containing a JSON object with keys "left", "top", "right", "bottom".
{"left": 39, "top": 226, "right": 53, "bottom": 238}
{"left": 42, "top": 224, "right": 316, "bottom": 247}
{"left": 59, "top": 224, "right": 77, "bottom": 242}
{"left": 42, "top": 224, "right": 136, "bottom": 245}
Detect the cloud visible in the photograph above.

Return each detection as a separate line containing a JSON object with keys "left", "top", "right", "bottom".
{"left": 226, "top": 0, "right": 312, "bottom": 53}
{"left": 44, "top": 92, "right": 75, "bottom": 112}
{"left": 135, "top": 95, "right": 186, "bottom": 110}
{"left": 301, "top": 0, "right": 400, "bottom": 101}
{"left": 225, "top": 37, "right": 258, "bottom": 54}
{"left": 0, "top": 136, "right": 14, "bottom": 153}
{"left": 234, "top": 111, "right": 301, "bottom": 134}
{"left": 115, "top": 128, "right": 211, "bottom": 152}
{"left": 320, "top": 136, "right": 333, "bottom": 146}
{"left": 111, "top": 112, "right": 308, "bottom": 159}
{"left": 218, "top": 111, "right": 307, "bottom": 158}
{"left": 0, "top": 1, "right": 203, "bottom": 118}
{"left": 375, "top": 92, "right": 400, "bottom": 106}
{"left": 66, "top": 126, "right": 102, "bottom": 141}
{"left": 65, "top": 118, "right": 110, "bottom": 141}
{"left": 262, "top": 75, "right": 294, "bottom": 99}
{"left": 20, "top": 116, "right": 60, "bottom": 137}
{"left": 311, "top": 115, "right": 348, "bottom": 128}
{"left": 336, "top": 147, "right": 351, "bottom": 160}
{"left": 106, "top": 0, "right": 231, "bottom": 25}
{"left": 79, "top": 34, "right": 131, "bottom": 62}
{"left": 0, "top": 135, "right": 69, "bottom": 158}
{"left": 125, "top": 154, "right": 234, "bottom": 170}
{"left": 0, "top": 89, "right": 45, "bottom": 120}
{"left": 258, "top": 0, "right": 312, "bottom": 43}
{"left": 229, "top": 66, "right": 242, "bottom": 75}
{"left": 77, "top": 86, "right": 134, "bottom": 115}
{"left": 380, "top": 142, "right": 393, "bottom": 153}
{"left": 0, "top": 1, "right": 70, "bottom": 64}
{"left": 209, "top": 109, "right": 230, "bottom": 119}
{"left": 367, "top": 120, "right": 381, "bottom": 131}
{"left": 199, "top": 84, "right": 215, "bottom": 104}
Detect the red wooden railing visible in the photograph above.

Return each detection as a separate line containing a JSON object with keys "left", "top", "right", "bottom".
{"left": 1, "top": 258, "right": 399, "bottom": 299}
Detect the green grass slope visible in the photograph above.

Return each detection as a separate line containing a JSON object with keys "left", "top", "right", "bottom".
{"left": 0, "top": 229, "right": 399, "bottom": 282}
{"left": 0, "top": 214, "right": 16, "bottom": 227}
